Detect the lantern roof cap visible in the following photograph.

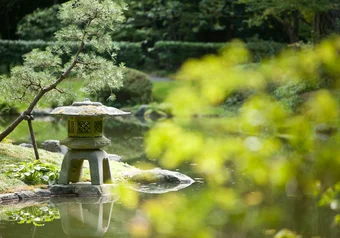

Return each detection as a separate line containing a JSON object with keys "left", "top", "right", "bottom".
{"left": 50, "top": 98, "right": 130, "bottom": 117}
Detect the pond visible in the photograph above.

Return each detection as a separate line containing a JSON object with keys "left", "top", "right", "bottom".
{"left": 0, "top": 116, "right": 150, "bottom": 165}
{"left": 0, "top": 116, "right": 340, "bottom": 237}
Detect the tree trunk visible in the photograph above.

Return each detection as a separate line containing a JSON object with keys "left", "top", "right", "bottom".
{"left": 27, "top": 118, "right": 39, "bottom": 160}
{"left": 0, "top": 90, "right": 48, "bottom": 142}
{"left": 292, "top": 10, "right": 300, "bottom": 43}
{"left": 282, "top": 10, "right": 300, "bottom": 44}
{"left": 313, "top": 12, "right": 321, "bottom": 43}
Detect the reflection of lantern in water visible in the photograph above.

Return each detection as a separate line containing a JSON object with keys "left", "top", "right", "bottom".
{"left": 58, "top": 197, "right": 114, "bottom": 237}
{"left": 50, "top": 99, "right": 130, "bottom": 185}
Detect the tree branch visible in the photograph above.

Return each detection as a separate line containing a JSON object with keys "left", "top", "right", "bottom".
{"left": 0, "top": 19, "right": 93, "bottom": 142}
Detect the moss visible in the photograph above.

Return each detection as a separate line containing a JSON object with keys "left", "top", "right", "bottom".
{"left": 0, "top": 143, "right": 63, "bottom": 167}
{"left": 0, "top": 174, "right": 27, "bottom": 193}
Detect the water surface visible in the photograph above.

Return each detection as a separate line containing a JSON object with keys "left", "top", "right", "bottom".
{"left": 0, "top": 116, "right": 339, "bottom": 237}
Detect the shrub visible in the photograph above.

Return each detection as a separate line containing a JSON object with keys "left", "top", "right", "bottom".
{"left": 0, "top": 40, "right": 51, "bottom": 66}
{"left": 0, "top": 40, "right": 285, "bottom": 73}
{"left": 0, "top": 40, "right": 143, "bottom": 73}
{"left": 153, "top": 41, "right": 225, "bottom": 71}
{"left": 151, "top": 40, "right": 285, "bottom": 71}
{"left": 246, "top": 40, "right": 286, "bottom": 61}
{"left": 115, "top": 42, "right": 144, "bottom": 69}
{"left": 95, "top": 68, "right": 152, "bottom": 107}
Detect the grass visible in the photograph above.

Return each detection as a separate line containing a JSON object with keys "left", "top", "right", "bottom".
{"left": 152, "top": 80, "right": 180, "bottom": 103}
{"left": 0, "top": 142, "right": 138, "bottom": 193}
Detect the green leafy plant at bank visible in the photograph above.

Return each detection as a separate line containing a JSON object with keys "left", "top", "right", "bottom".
{"left": 6, "top": 160, "right": 59, "bottom": 185}
{"left": 6, "top": 205, "right": 60, "bottom": 227}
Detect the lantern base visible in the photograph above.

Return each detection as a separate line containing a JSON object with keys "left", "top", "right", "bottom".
{"left": 61, "top": 136, "right": 110, "bottom": 149}
{"left": 58, "top": 149, "right": 112, "bottom": 185}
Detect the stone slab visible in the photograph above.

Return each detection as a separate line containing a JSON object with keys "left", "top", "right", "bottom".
{"left": 15, "top": 191, "right": 37, "bottom": 200}
{"left": 49, "top": 184, "right": 116, "bottom": 197}
{"left": 0, "top": 193, "right": 19, "bottom": 202}
{"left": 34, "top": 188, "right": 52, "bottom": 197}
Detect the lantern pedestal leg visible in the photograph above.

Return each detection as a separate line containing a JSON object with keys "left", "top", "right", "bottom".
{"left": 58, "top": 149, "right": 112, "bottom": 185}
{"left": 59, "top": 197, "right": 114, "bottom": 237}
{"left": 103, "top": 158, "right": 112, "bottom": 184}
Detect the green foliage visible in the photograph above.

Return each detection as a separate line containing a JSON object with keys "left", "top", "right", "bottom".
{"left": 237, "top": 0, "right": 340, "bottom": 42}
{"left": 319, "top": 182, "right": 340, "bottom": 207}
{"left": 0, "top": 39, "right": 285, "bottom": 74}
{"left": 6, "top": 160, "right": 59, "bottom": 185}
{"left": 6, "top": 205, "right": 60, "bottom": 227}
{"left": 115, "top": 41, "right": 144, "bottom": 69}
{"left": 16, "top": 5, "right": 63, "bottom": 41}
{"left": 152, "top": 40, "right": 285, "bottom": 71}
{"left": 0, "top": 40, "right": 143, "bottom": 73}
{"left": 0, "top": 40, "right": 285, "bottom": 74}
{"left": 274, "top": 229, "right": 301, "bottom": 238}
{"left": 0, "top": 40, "right": 51, "bottom": 66}
{"left": 114, "top": 0, "right": 231, "bottom": 42}
{"left": 0, "top": 0, "right": 127, "bottom": 106}
{"left": 95, "top": 68, "right": 152, "bottom": 107}
{"left": 246, "top": 39, "right": 286, "bottom": 61}
{"left": 272, "top": 81, "right": 318, "bottom": 112}
{"left": 153, "top": 41, "right": 225, "bottom": 71}
{"left": 113, "top": 0, "right": 285, "bottom": 43}
{"left": 138, "top": 37, "right": 340, "bottom": 237}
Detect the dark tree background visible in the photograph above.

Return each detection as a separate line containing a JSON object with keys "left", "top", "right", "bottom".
{"left": 0, "top": 0, "right": 338, "bottom": 43}
{"left": 0, "top": 0, "right": 67, "bottom": 39}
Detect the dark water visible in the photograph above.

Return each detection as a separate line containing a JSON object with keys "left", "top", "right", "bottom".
{"left": 0, "top": 116, "right": 340, "bottom": 237}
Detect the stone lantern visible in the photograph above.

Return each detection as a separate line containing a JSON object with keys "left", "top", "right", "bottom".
{"left": 50, "top": 99, "right": 130, "bottom": 185}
